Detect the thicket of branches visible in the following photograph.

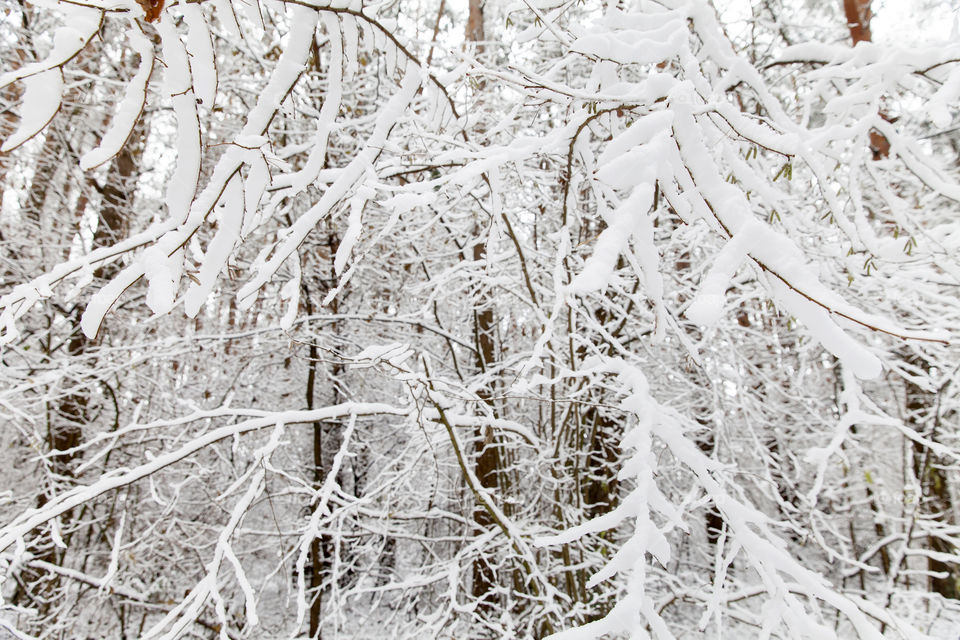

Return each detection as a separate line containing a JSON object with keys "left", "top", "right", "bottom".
{"left": 2, "top": 0, "right": 960, "bottom": 638}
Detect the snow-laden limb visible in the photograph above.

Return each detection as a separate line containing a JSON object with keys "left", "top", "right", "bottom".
{"left": 666, "top": 97, "right": 882, "bottom": 377}
{"left": 276, "top": 11, "right": 345, "bottom": 196}
{"left": 156, "top": 13, "right": 203, "bottom": 226}
{"left": 0, "top": 218, "right": 177, "bottom": 343}
{"left": 239, "top": 66, "right": 423, "bottom": 308}
{"left": 79, "top": 27, "right": 153, "bottom": 170}
{"left": 0, "top": 403, "right": 407, "bottom": 555}
{"left": 183, "top": 175, "right": 245, "bottom": 316}
{"left": 182, "top": 3, "right": 218, "bottom": 109}
{"left": 3, "top": 0, "right": 960, "bottom": 636}
{"left": 684, "top": 224, "right": 752, "bottom": 327}
{"left": 0, "top": 3, "right": 101, "bottom": 91}
{"left": 0, "top": 70, "right": 64, "bottom": 153}
{"left": 138, "top": 425, "right": 282, "bottom": 640}
{"left": 72, "top": 5, "right": 318, "bottom": 335}
{"left": 0, "top": 3, "right": 101, "bottom": 155}
{"left": 292, "top": 413, "right": 359, "bottom": 634}
{"left": 538, "top": 357, "right": 927, "bottom": 639}
{"left": 22, "top": 558, "right": 146, "bottom": 602}
{"left": 98, "top": 511, "right": 125, "bottom": 596}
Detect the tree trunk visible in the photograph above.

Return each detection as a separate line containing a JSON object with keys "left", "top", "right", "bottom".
{"left": 304, "top": 285, "right": 326, "bottom": 640}
{"left": 471, "top": 235, "right": 502, "bottom": 614}
{"left": 305, "top": 228, "right": 349, "bottom": 639}
{"left": 464, "top": 0, "right": 503, "bottom": 619}
{"left": 18, "top": 100, "right": 142, "bottom": 625}
{"left": 843, "top": 0, "right": 872, "bottom": 44}
{"left": 842, "top": 0, "right": 890, "bottom": 159}
{"left": 905, "top": 355, "right": 960, "bottom": 600}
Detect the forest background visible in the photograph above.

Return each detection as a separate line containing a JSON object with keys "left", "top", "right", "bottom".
{"left": 2, "top": 0, "right": 960, "bottom": 638}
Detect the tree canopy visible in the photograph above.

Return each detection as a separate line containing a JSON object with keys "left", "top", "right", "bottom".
{"left": 2, "top": 0, "right": 960, "bottom": 638}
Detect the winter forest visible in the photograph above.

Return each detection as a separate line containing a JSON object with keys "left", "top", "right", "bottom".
{"left": 3, "top": 0, "right": 960, "bottom": 637}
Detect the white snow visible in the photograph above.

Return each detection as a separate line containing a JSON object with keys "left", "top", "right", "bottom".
{"left": 158, "top": 15, "right": 202, "bottom": 225}
{"left": 183, "top": 3, "right": 218, "bottom": 109}
{"left": 278, "top": 254, "right": 301, "bottom": 331}
{"left": 143, "top": 245, "right": 184, "bottom": 316}
{"left": 80, "top": 29, "right": 153, "bottom": 170}
{"left": 0, "top": 4, "right": 100, "bottom": 91}
{"left": 238, "top": 68, "right": 422, "bottom": 307}
{"left": 184, "top": 176, "right": 245, "bottom": 317}
{"left": 1, "top": 69, "right": 63, "bottom": 152}
{"left": 684, "top": 222, "right": 752, "bottom": 326}
{"left": 334, "top": 186, "right": 375, "bottom": 275}
{"left": 571, "top": 11, "right": 687, "bottom": 66}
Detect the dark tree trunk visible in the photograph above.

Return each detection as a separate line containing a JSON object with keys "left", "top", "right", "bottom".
{"left": 464, "top": 0, "right": 503, "bottom": 619}
{"left": 905, "top": 355, "right": 959, "bottom": 600}
{"left": 842, "top": 0, "right": 890, "bottom": 159}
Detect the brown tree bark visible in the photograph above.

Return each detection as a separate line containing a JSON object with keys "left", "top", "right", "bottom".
{"left": 905, "top": 355, "right": 960, "bottom": 600}
{"left": 304, "top": 283, "right": 327, "bottom": 640}
{"left": 842, "top": 0, "right": 890, "bottom": 159}
{"left": 466, "top": 0, "right": 485, "bottom": 50}
{"left": 471, "top": 236, "right": 502, "bottom": 614}
{"left": 843, "top": 0, "right": 872, "bottom": 44}
{"left": 46, "top": 131, "right": 139, "bottom": 489}
{"left": 464, "top": 0, "right": 503, "bottom": 618}
{"left": 304, "top": 227, "right": 351, "bottom": 639}
{"left": 15, "top": 35, "right": 143, "bottom": 617}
